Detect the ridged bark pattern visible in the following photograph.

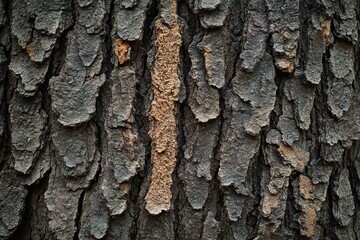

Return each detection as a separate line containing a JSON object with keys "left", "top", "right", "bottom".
{"left": 0, "top": 0, "right": 360, "bottom": 239}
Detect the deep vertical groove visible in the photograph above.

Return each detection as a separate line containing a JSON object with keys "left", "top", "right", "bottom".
{"left": 251, "top": 132, "right": 272, "bottom": 238}
{"left": 283, "top": 172, "right": 300, "bottom": 236}
{"left": 9, "top": 170, "right": 51, "bottom": 240}
{"left": 325, "top": 167, "right": 339, "bottom": 239}
{"left": 215, "top": 0, "right": 245, "bottom": 236}
{"left": 297, "top": 0, "right": 310, "bottom": 72}
{"left": 131, "top": 0, "right": 158, "bottom": 238}
{"left": 348, "top": 143, "right": 359, "bottom": 240}
{"left": 211, "top": 90, "right": 226, "bottom": 237}
{"left": 73, "top": 190, "right": 85, "bottom": 240}
{"left": 174, "top": 1, "right": 199, "bottom": 239}
{"left": 173, "top": 101, "right": 185, "bottom": 240}
{"left": 1, "top": 0, "right": 14, "bottom": 172}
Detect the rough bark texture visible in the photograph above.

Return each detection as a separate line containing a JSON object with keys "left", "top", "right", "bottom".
{"left": 1, "top": 0, "right": 360, "bottom": 239}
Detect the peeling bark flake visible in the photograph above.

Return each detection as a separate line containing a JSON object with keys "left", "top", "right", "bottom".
{"left": 278, "top": 143, "right": 309, "bottom": 172}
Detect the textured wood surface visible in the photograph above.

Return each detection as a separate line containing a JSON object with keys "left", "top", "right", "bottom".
{"left": 0, "top": 0, "right": 359, "bottom": 239}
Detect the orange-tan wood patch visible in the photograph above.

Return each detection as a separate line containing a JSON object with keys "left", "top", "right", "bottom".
{"left": 321, "top": 19, "right": 331, "bottom": 46}
{"left": 145, "top": 19, "right": 182, "bottom": 215}
{"left": 114, "top": 39, "right": 131, "bottom": 65}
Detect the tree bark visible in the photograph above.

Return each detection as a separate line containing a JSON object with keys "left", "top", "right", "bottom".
{"left": 0, "top": 0, "right": 360, "bottom": 239}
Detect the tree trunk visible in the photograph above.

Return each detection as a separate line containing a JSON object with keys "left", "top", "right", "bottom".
{"left": 0, "top": 0, "right": 359, "bottom": 239}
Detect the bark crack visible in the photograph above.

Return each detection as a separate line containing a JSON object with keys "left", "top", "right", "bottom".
{"left": 73, "top": 190, "right": 85, "bottom": 240}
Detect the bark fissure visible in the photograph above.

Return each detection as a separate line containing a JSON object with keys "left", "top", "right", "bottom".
{"left": 73, "top": 190, "right": 85, "bottom": 240}
{"left": 131, "top": 1, "right": 158, "bottom": 238}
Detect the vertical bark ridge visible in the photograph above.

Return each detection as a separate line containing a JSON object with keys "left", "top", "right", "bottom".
{"left": 145, "top": 15, "right": 182, "bottom": 215}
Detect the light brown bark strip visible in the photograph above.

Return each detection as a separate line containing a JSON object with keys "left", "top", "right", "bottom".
{"left": 145, "top": 18, "right": 182, "bottom": 215}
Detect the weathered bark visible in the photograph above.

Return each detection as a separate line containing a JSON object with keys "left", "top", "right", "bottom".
{"left": 1, "top": 0, "right": 360, "bottom": 239}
